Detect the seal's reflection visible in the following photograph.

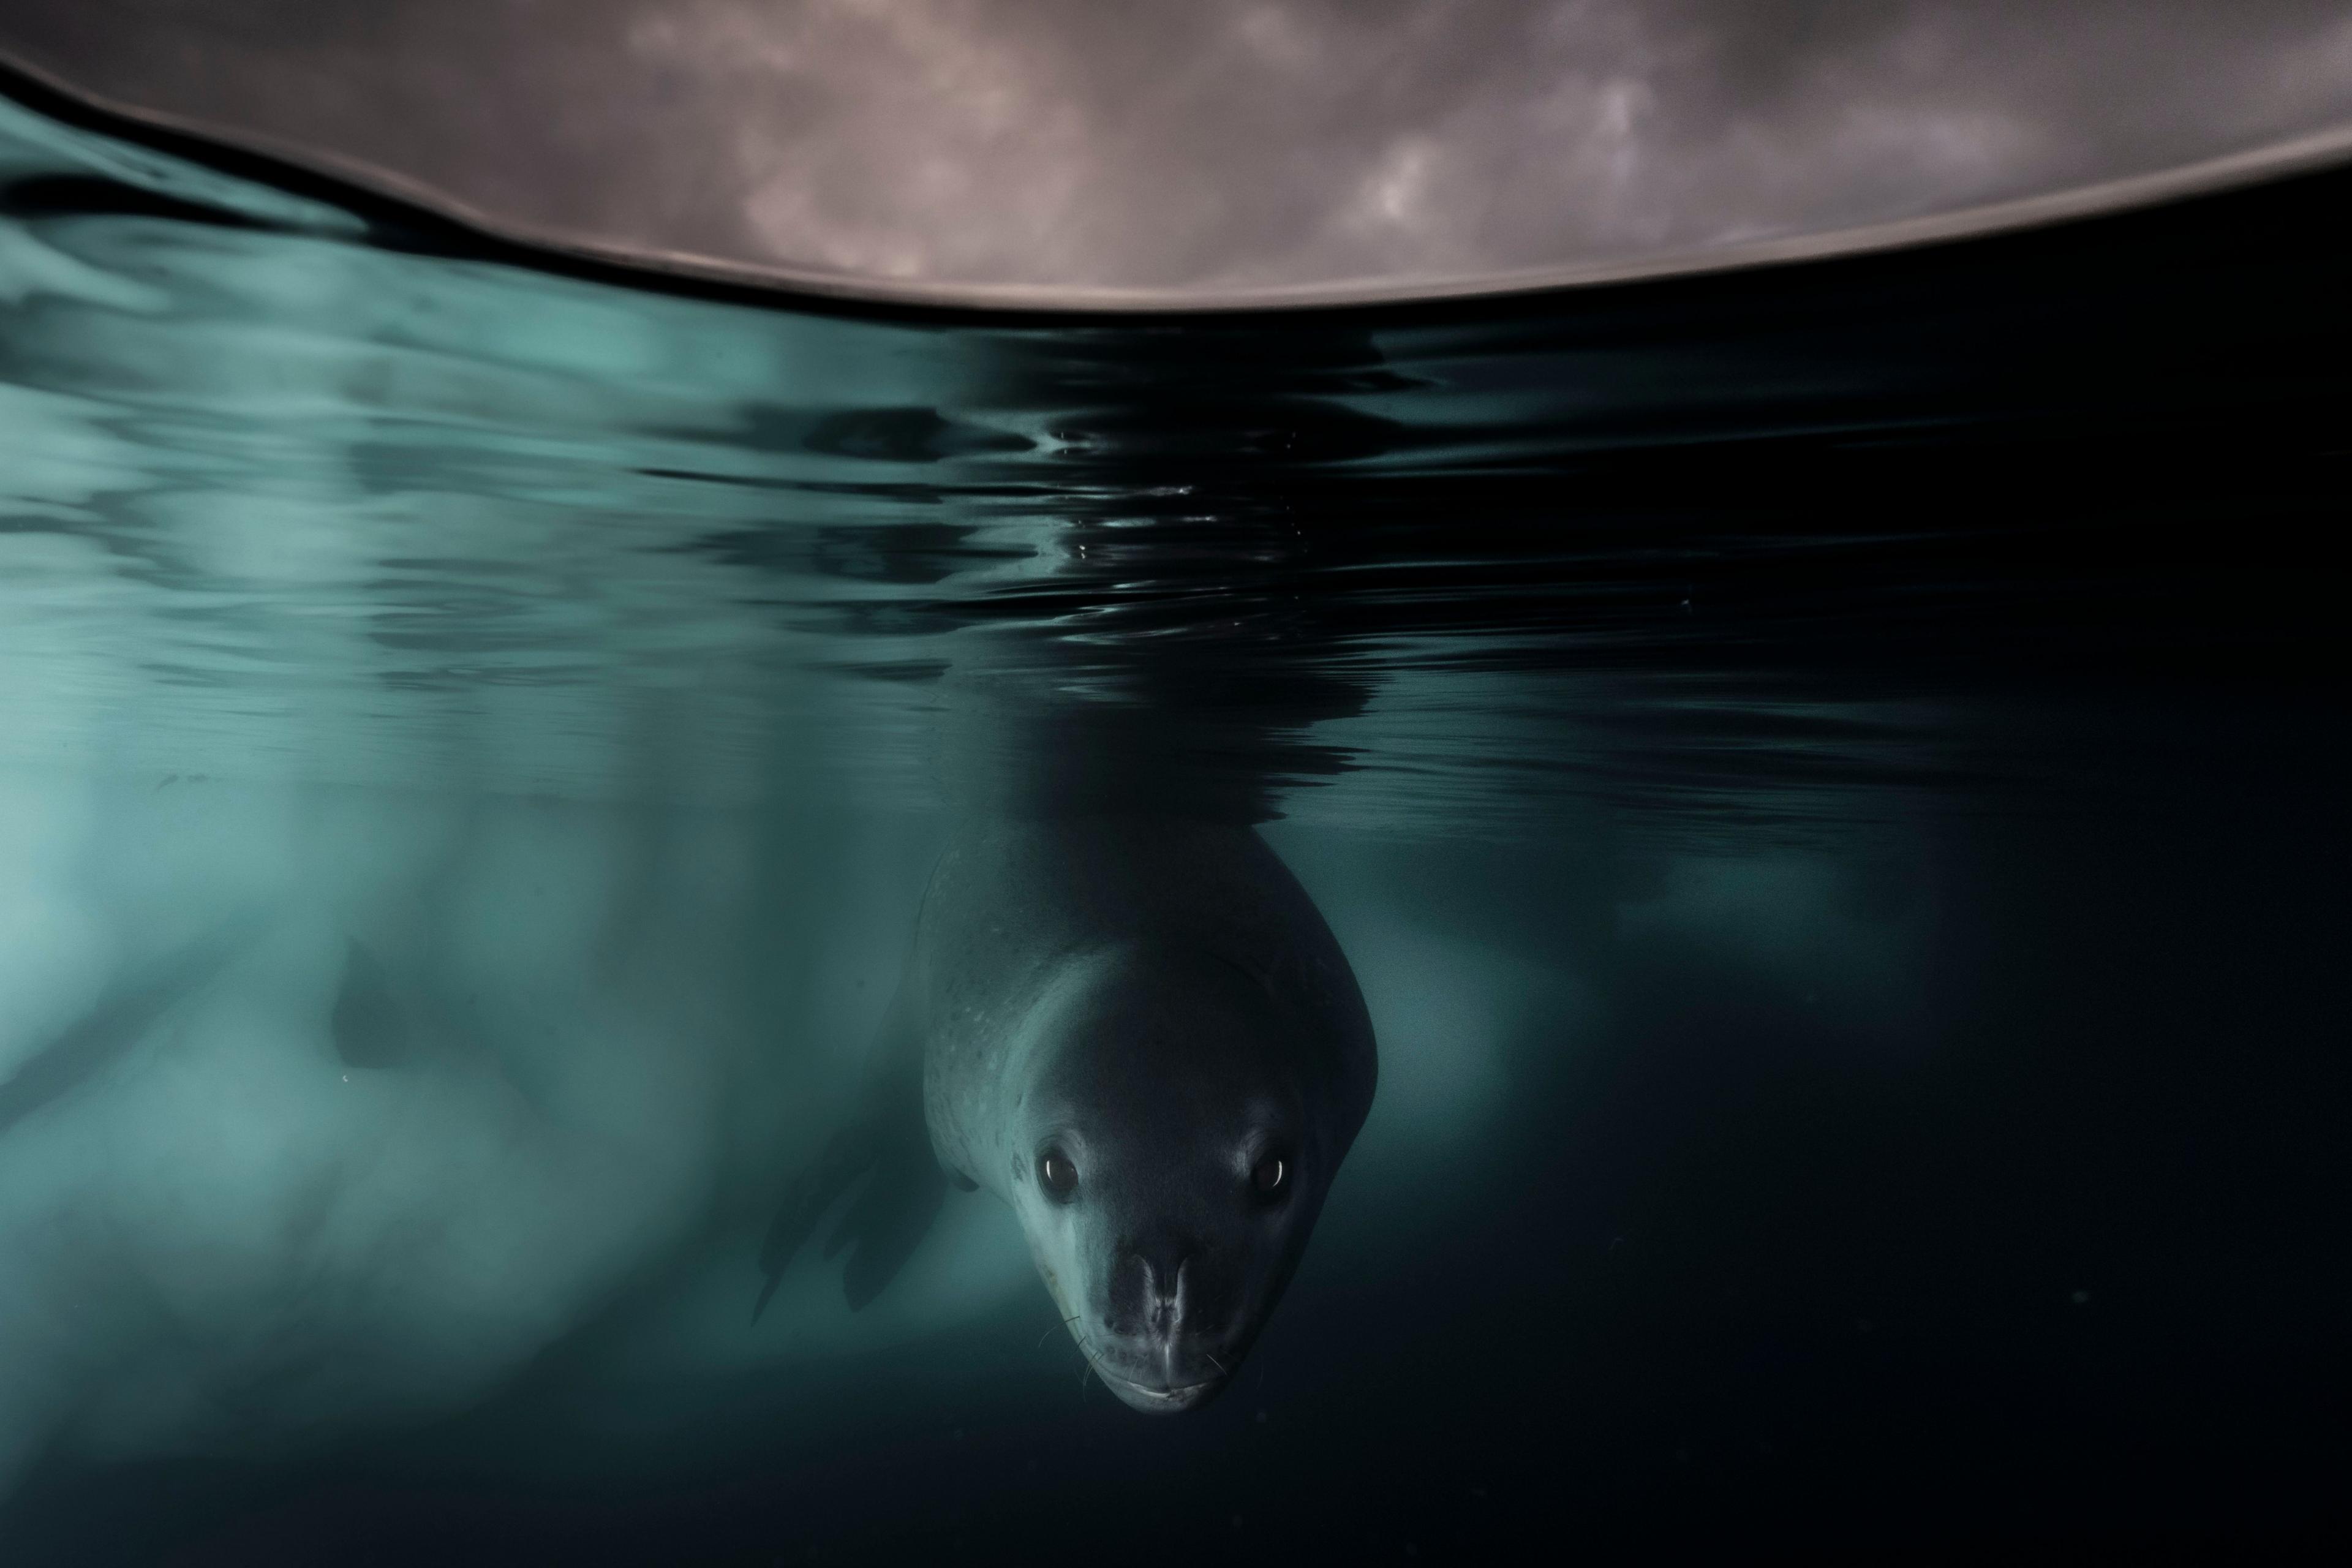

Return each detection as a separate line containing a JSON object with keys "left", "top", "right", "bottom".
{"left": 753, "top": 328, "right": 1398, "bottom": 1410}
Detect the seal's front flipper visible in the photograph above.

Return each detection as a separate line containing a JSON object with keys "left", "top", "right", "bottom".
{"left": 754, "top": 1002, "right": 945, "bottom": 1319}
{"left": 823, "top": 1133, "right": 946, "bottom": 1310}
{"left": 752, "top": 1123, "right": 867, "bottom": 1321}
{"left": 755, "top": 1095, "right": 945, "bottom": 1318}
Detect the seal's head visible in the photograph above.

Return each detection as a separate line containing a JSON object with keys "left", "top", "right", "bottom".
{"left": 1004, "top": 942, "right": 1360, "bottom": 1414}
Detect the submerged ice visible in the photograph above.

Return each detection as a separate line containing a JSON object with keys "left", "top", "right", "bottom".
{"left": 0, "top": 774, "right": 1471, "bottom": 1487}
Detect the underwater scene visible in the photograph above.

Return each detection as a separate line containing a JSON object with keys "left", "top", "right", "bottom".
{"left": 0, "top": 86, "right": 2346, "bottom": 1559}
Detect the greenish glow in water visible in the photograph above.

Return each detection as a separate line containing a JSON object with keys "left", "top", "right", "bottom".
{"left": 1, "top": 88, "right": 2345, "bottom": 1558}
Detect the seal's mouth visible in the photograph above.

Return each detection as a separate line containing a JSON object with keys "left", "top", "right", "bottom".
{"left": 1099, "top": 1372, "right": 1222, "bottom": 1414}
{"left": 1069, "top": 1328, "right": 1231, "bottom": 1414}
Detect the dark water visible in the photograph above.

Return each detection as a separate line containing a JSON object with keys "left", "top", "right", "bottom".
{"left": 0, "top": 85, "right": 2346, "bottom": 1559}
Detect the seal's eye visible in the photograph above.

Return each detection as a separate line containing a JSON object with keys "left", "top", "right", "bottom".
{"left": 1038, "top": 1148, "right": 1079, "bottom": 1202}
{"left": 1251, "top": 1152, "right": 1288, "bottom": 1200}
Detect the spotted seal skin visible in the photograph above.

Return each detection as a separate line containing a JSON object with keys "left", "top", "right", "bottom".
{"left": 758, "top": 815, "right": 1375, "bottom": 1415}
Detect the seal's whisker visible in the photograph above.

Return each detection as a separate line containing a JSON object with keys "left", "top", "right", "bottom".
{"left": 1066, "top": 1328, "right": 1117, "bottom": 1404}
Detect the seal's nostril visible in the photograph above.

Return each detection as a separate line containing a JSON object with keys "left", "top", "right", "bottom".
{"left": 1123, "top": 1236, "right": 1197, "bottom": 1333}
{"left": 1136, "top": 1234, "right": 1191, "bottom": 1286}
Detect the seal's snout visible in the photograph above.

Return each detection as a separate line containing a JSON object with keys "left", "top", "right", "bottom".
{"left": 1112, "top": 1232, "right": 1243, "bottom": 1343}
{"left": 1087, "top": 1234, "right": 1244, "bottom": 1414}
{"left": 1120, "top": 1233, "right": 1198, "bottom": 1334}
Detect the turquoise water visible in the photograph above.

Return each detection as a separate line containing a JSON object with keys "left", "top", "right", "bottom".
{"left": 1, "top": 89, "right": 2346, "bottom": 1558}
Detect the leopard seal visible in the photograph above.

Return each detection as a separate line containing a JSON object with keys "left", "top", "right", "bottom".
{"left": 757, "top": 813, "right": 1376, "bottom": 1414}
